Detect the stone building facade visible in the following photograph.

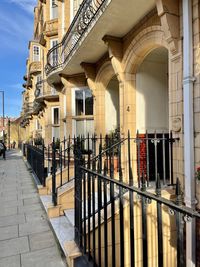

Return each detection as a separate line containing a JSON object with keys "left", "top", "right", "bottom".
{"left": 20, "top": 0, "right": 200, "bottom": 266}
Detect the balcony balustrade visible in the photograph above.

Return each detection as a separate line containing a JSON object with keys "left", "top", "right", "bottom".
{"left": 45, "top": 0, "right": 109, "bottom": 76}
{"left": 35, "top": 79, "right": 59, "bottom": 101}
{"left": 29, "top": 61, "right": 42, "bottom": 75}
{"left": 23, "top": 102, "right": 34, "bottom": 114}
{"left": 44, "top": 19, "right": 58, "bottom": 37}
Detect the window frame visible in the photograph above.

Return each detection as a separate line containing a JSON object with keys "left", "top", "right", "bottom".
{"left": 72, "top": 87, "right": 94, "bottom": 137}
{"left": 50, "top": 39, "right": 58, "bottom": 66}
{"left": 72, "top": 87, "right": 93, "bottom": 117}
{"left": 51, "top": 106, "right": 60, "bottom": 125}
{"left": 50, "top": 0, "right": 58, "bottom": 19}
{"left": 33, "top": 45, "right": 40, "bottom": 62}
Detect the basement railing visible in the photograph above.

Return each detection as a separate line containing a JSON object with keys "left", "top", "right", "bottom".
{"left": 73, "top": 133, "right": 199, "bottom": 267}
{"left": 45, "top": 0, "right": 109, "bottom": 76}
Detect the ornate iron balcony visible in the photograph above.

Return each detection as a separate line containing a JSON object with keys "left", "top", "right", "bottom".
{"left": 45, "top": 0, "right": 109, "bottom": 76}
{"left": 35, "top": 79, "right": 58, "bottom": 100}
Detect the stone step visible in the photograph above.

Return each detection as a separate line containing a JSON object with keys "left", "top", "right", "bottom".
{"left": 40, "top": 195, "right": 81, "bottom": 267}
{"left": 57, "top": 179, "right": 74, "bottom": 196}
{"left": 64, "top": 209, "right": 74, "bottom": 226}
{"left": 40, "top": 195, "right": 52, "bottom": 213}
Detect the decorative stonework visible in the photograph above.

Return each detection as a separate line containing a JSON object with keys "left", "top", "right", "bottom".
{"left": 156, "top": 0, "right": 180, "bottom": 55}
{"left": 172, "top": 117, "right": 182, "bottom": 132}
{"left": 123, "top": 26, "right": 168, "bottom": 74}
{"left": 44, "top": 19, "right": 58, "bottom": 37}
{"left": 29, "top": 62, "right": 41, "bottom": 75}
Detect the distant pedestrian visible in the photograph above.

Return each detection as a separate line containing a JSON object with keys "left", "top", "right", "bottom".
{"left": 13, "top": 140, "right": 16, "bottom": 149}
{"left": 0, "top": 140, "right": 6, "bottom": 160}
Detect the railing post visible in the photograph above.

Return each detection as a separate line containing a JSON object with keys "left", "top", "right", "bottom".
{"left": 47, "top": 144, "right": 50, "bottom": 175}
{"left": 156, "top": 174, "right": 163, "bottom": 267}
{"left": 128, "top": 130, "right": 135, "bottom": 267}
{"left": 74, "top": 137, "right": 83, "bottom": 248}
{"left": 175, "top": 177, "right": 185, "bottom": 267}
{"left": 170, "top": 130, "right": 174, "bottom": 185}
{"left": 52, "top": 138, "right": 57, "bottom": 206}
{"left": 42, "top": 141, "right": 45, "bottom": 186}
{"left": 63, "top": 136, "right": 66, "bottom": 168}
{"left": 68, "top": 135, "right": 70, "bottom": 182}
{"left": 141, "top": 172, "right": 148, "bottom": 267}
{"left": 60, "top": 145, "right": 63, "bottom": 187}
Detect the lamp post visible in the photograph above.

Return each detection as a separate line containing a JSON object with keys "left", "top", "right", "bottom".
{"left": 0, "top": 91, "right": 4, "bottom": 142}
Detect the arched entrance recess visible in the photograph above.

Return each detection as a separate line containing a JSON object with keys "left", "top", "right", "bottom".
{"left": 94, "top": 61, "right": 117, "bottom": 136}
{"left": 105, "top": 75, "right": 120, "bottom": 133}
{"left": 136, "top": 47, "right": 169, "bottom": 182}
{"left": 136, "top": 47, "right": 169, "bottom": 132}
{"left": 121, "top": 26, "right": 175, "bottom": 184}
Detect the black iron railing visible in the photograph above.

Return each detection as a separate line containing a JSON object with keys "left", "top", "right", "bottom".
{"left": 73, "top": 132, "right": 199, "bottom": 267}
{"left": 45, "top": 0, "right": 109, "bottom": 75}
{"left": 35, "top": 79, "right": 58, "bottom": 99}
{"left": 22, "top": 143, "right": 27, "bottom": 157}
{"left": 47, "top": 136, "right": 75, "bottom": 206}
{"left": 26, "top": 144, "right": 47, "bottom": 186}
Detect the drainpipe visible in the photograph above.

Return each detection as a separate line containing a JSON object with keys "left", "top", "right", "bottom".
{"left": 182, "top": 0, "right": 196, "bottom": 266}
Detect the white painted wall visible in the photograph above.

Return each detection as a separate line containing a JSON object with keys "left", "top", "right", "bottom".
{"left": 105, "top": 77, "right": 119, "bottom": 133}
{"left": 136, "top": 48, "right": 168, "bottom": 133}
{"left": 70, "top": 0, "right": 83, "bottom": 22}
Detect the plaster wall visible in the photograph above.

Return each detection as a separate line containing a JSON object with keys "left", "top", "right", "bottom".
{"left": 136, "top": 48, "right": 169, "bottom": 133}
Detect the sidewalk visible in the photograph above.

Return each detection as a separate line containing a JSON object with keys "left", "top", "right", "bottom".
{"left": 0, "top": 150, "right": 67, "bottom": 267}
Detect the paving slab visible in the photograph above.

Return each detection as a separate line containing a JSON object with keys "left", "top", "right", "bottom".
{"left": 19, "top": 220, "right": 49, "bottom": 236}
{"left": 0, "top": 151, "right": 67, "bottom": 266}
{"left": 23, "top": 197, "right": 40, "bottom": 206}
{"left": 0, "top": 214, "right": 25, "bottom": 227}
{"left": 29, "top": 231, "right": 56, "bottom": 251}
{"left": 0, "top": 199, "right": 23, "bottom": 209}
{"left": 21, "top": 247, "right": 66, "bottom": 267}
{"left": 0, "top": 225, "right": 18, "bottom": 241}
{"left": 25, "top": 210, "right": 47, "bottom": 223}
{"left": 0, "top": 206, "right": 18, "bottom": 217}
{"left": 18, "top": 203, "right": 43, "bottom": 214}
{"left": 0, "top": 255, "right": 20, "bottom": 267}
{"left": 0, "top": 237, "right": 29, "bottom": 258}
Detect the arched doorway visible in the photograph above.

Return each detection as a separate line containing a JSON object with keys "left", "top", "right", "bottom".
{"left": 136, "top": 47, "right": 169, "bottom": 183}
{"left": 105, "top": 75, "right": 120, "bottom": 134}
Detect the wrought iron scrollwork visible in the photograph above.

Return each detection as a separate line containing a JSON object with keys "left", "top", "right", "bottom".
{"left": 45, "top": 0, "right": 109, "bottom": 76}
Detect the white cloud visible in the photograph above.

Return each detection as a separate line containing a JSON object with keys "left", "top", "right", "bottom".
{"left": 7, "top": 0, "right": 37, "bottom": 14}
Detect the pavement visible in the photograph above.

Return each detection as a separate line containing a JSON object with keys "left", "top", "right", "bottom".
{"left": 0, "top": 150, "right": 67, "bottom": 267}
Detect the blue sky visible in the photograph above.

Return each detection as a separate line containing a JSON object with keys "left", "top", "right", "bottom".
{"left": 0, "top": 0, "right": 37, "bottom": 118}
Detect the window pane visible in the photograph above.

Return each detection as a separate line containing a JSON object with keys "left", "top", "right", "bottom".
{"left": 85, "top": 89, "right": 93, "bottom": 115}
{"left": 85, "top": 119, "right": 94, "bottom": 137}
{"left": 75, "top": 91, "right": 83, "bottom": 115}
{"left": 51, "top": 40, "right": 58, "bottom": 66}
{"left": 52, "top": 127, "right": 60, "bottom": 139}
{"left": 76, "top": 120, "right": 84, "bottom": 137}
{"left": 33, "top": 46, "right": 40, "bottom": 61}
{"left": 53, "top": 108, "right": 59, "bottom": 124}
{"left": 51, "top": 0, "right": 58, "bottom": 19}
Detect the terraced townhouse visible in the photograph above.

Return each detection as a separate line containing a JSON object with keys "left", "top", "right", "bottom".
{"left": 20, "top": 0, "right": 200, "bottom": 266}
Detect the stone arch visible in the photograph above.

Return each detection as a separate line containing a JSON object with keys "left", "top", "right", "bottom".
{"left": 94, "top": 60, "right": 118, "bottom": 135}
{"left": 123, "top": 26, "right": 168, "bottom": 75}
{"left": 95, "top": 60, "right": 116, "bottom": 90}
